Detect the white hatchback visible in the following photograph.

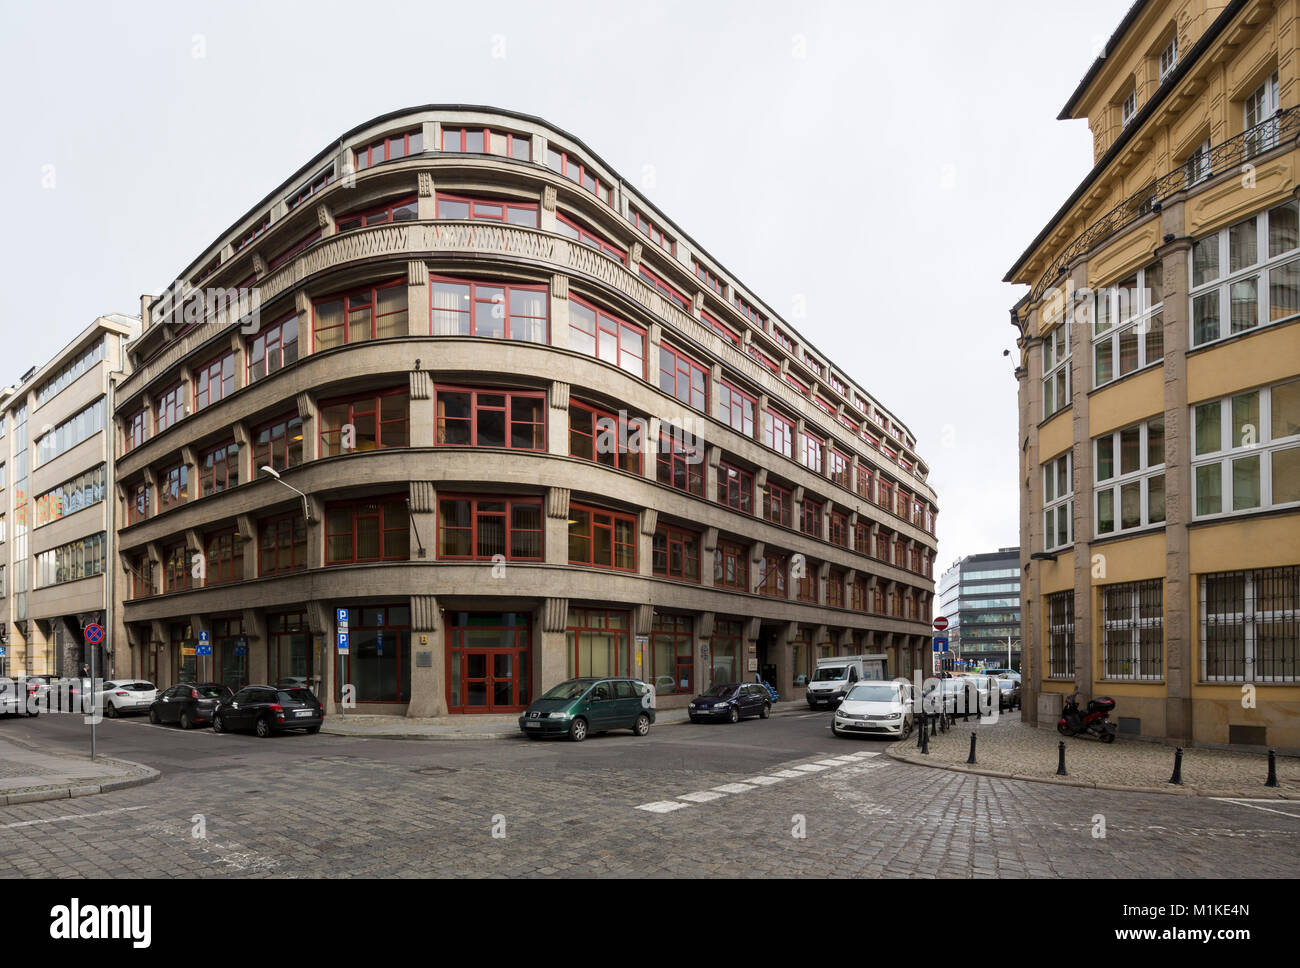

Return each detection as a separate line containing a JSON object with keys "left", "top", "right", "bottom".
{"left": 98, "top": 680, "right": 158, "bottom": 718}
{"left": 832, "top": 681, "right": 914, "bottom": 739}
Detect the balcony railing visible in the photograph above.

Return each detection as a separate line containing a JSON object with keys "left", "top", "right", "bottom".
{"left": 1029, "top": 106, "right": 1300, "bottom": 305}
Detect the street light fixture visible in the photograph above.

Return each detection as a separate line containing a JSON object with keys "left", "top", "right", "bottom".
{"left": 260, "top": 466, "right": 312, "bottom": 522}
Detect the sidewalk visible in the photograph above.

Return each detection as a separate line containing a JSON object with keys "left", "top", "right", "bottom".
{"left": 0, "top": 733, "right": 159, "bottom": 806}
{"left": 320, "top": 699, "right": 809, "bottom": 740}
{"left": 887, "top": 711, "right": 1300, "bottom": 798}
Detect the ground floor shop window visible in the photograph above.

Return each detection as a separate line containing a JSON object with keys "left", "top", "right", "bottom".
{"left": 268, "top": 611, "right": 312, "bottom": 685}
{"left": 447, "top": 612, "right": 531, "bottom": 713}
{"left": 566, "top": 608, "right": 631, "bottom": 678}
{"left": 710, "top": 620, "right": 742, "bottom": 686}
{"left": 171, "top": 622, "right": 196, "bottom": 682}
{"left": 651, "top": 613, "right": 692, "bottom": 695}
{"left": 211, "top": 616, "right": 247, "bottom": 693}
{"left": 335, "top": 605, "right": 411, "bottom": 702}
{"left": 792, "top": 628, "right": 812, "bottom": 686}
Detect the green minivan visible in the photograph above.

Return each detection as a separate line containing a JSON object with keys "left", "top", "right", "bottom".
{"left": 519, "top": 677, "right": 656, "bottom": 742}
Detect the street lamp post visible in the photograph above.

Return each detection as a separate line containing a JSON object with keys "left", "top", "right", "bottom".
{"left": 260, "top": 466, "right": 312, "bottom": 521}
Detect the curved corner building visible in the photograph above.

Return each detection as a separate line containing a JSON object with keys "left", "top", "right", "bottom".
{"left": 113, "top": 106, "right": 939, "bottom": 715}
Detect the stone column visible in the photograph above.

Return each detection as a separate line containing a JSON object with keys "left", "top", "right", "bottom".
{"left": 409, "top": 369, "right": 433, "bottom": 448}
{"left": 638, "top": 508, "right": 658, "bottom": 578}
{"left": 1065, "top": 259, "right": 1093, "bottom": 709}
{"left": 550, "top": 274, "right": 570, "bottom": 350}
{"left": 540, "top": 597, "right": 569, "bottom": 694}
{"left": 410, "top": 482, "right": 435, "bottom": 562}
{"left": 407, "top": 261, "right": 429, "bottom": 336}
{"left": 408, "top": 594, "right": 445, "bottom": 717}
{"left": 545, "top": 487, "right": 570, "bottom": 566}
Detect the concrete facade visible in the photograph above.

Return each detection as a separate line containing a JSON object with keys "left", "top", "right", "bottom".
{"left": 113, "top": 107, "right": 939, "bottom": 716}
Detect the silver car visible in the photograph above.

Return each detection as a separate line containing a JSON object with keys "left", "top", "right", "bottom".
{"left": 995, "top": 674, "right": 1021, "bottom": 710}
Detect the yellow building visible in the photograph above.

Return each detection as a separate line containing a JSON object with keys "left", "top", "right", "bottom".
{"left": 1006, "top": 0, "right": 1299, "bottom": 751}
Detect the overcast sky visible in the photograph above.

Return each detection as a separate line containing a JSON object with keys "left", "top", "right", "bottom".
{"left": 0, "top": 0, "right": 1134, "bottom": 580}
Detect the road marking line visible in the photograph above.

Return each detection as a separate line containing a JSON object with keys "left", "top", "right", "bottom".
{"left": 771, "top": 769, "right": 804, "bottom": 778}
{"left": 745, "top": 776, "right": 785, "bottom": 785}
{"left": 816, "top": 758, "right": 853, "bottom": 766}
{"left": 0, "top": 805, "right": 149, "bottom": 829}
{"left": 677, "top": 791, "right": 727, "bottom": 803}
{"left": 712, "top": 783, "right": 757, "bottom": 794}
{"left": 792, "top": 763, "right": 828, "bottom": 772}
{"left": 1212, "top": 798, "right": 1300, "bottom": 819}
{"left": 797, "top": 713, "right": 823, "bottom": 719}
{"left": 636, "top": 801, "right": 691, "bottom": 813}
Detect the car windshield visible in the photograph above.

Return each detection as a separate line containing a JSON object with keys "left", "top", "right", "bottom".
{"left": 278, "top": 689, "right": 317, "bottom": 704}
{"left": 846, "top": 684, "right": 898, "bottom": 703}
{"left": 195, "top": 685, "right": 230, "bottom": 698}
{"left": 704, "top": 685, "right": 736, "bottom": 697}
{"left": 812, "top": 667, "right": 845, "bottom": 681}
{"left": 542, "top": 680, "right": 592, "bottom": 701}
{"left": 122, "top": 682, "right": 154, "bottom": 691}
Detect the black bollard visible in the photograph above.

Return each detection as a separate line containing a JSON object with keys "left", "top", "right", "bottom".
{"left": 967, "top": 732, "right": 977, "bottom": 765}
{"left": 1169, "top": 747, "right": 1183, "bottom": 785}
{"left": 921, "top": 720, "right": 930, "bottom": 755}
{"left": 916, "top": 711, "right": 926, "bottom": 749}
{"left": 930, "top": 713, "right": 937, "bottom": 737}
{"left": 1266, "top": 748, "right": 1279, "bottom": 788}
{"left": 1056, "top": 740, "right": 1068, "bottom": 776}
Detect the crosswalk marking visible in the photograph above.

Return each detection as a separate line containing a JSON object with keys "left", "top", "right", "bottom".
{"left": 636, "top": 801, "right": 690, "bottom": 813}
{"left": 634, "top": 752, "right": 887, "bottom": 813}
{"left": 677, "top": 791, "right": 727, "bottom": 803}
{"left": 712, "top": 783, "right": 757, "bottom": 794}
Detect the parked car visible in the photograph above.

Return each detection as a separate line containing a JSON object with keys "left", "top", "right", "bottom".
{"left": 274, "top": 676, "right": 310, "bottom": 689}
{"left": 150, "top": 683, "right": 233, "bottom": 729}
{"left": 996, "top": 675, "right": 1021, "bottom": 710}
{"left": 0, "top": 677, "right": 45, "bottom": 717}
{"left": 687, "top": 683, "right": 771, "bottom": 723}
{"left": 212, "top": 685, "right": 324, "bottom": 737}
{"left": 518, "top": 677, "right": 655, "bottom": 742}
{"left": 805, "top": 654, "right": 888, "bottom": 708}
{"left": 96, "top": 680, "right": 157, "bottom": 718}
{"left": 961, "top": 674, "right": 1002, "bottom": 716}
{"left": 832, "top": 680, "right": 915, "bottom": 739}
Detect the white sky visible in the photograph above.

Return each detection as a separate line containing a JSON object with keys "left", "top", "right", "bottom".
{"left": 0, "top": 0, "right": 1134, "bottom": 577}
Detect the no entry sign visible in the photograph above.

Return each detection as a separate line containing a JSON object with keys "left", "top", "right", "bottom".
{"left": 933, "top": 616, "right": 949, "bottom": 633}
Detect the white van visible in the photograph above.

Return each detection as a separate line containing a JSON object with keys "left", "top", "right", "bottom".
{"left": 805, "top": 654, "right": 888, "bottom": 708}
{"left": 832, "top": 679, "right": 915, "bottom": 739}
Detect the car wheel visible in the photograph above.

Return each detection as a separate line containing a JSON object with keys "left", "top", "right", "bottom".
{"left": 832, "top": 724, "right": 847, "bottom": 738}
{"left": 760, "top": 703, "right": 771, "bottom": 719}
{"left": 179, "top": 711, "right": 192, "bottom": 730}
{"left": 305, "top": 725, "right": 320, "bottom": 735}
{"left": 255, "top": 716, "right": 272, "bottom": 738}
{"left": 105, "top": 702, "right": 118, "bottom": 719}
{"left": 728, "top": 706, "right": 740, "bottom": 724}
{"left": 900, "top": 717, "right": 913, "bottom": 740}
{"left": 212, "top": 713, "right": 225, "bottom": 734}
{"left": 688, "top": 715, "right": 699, "bottom": 724}
{"left": 633, "top": 713, "right": 650, "bottom": 736}
{"left": 149, "top": 708, "right": 160, "bottom": 725}
{"left": 569, "top": 717, "right": 588, "bottom": 742}
{"left": 806, "top": 701, "right": 817, "bottom": 710}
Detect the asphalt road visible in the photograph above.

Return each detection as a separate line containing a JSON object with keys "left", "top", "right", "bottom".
{"left": 1, "top": 709, "right": 1297, "bottom": 878}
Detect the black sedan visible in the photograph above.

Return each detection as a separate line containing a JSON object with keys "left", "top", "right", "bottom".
{"left": 687, "top": 683, "right": 771, "bottom": 723}
{"left": 212, "top": 684, "right": 324, "bottom": 737}
{"left": 149, "top": 683, "right": 232, "bottom": 729}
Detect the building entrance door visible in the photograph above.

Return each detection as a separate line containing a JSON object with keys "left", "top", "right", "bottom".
{"left": 446, "top": 613, "right": 531, "bottom": 713}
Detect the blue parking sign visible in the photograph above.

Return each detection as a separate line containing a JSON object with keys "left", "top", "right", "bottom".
{"left": 337, "top": 609, "right": 348, "bottom": 624}
{"left": 337, "top": 632, "right": 349, "bottom": 654}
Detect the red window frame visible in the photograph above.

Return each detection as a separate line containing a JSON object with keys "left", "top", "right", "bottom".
{"left": 569, "top": 400, "right": 643, "bottom": 474}
{"left": 735, "top": 295, "right": 764, "bottom": 328}
{"left": 285, "top": 168, "right": 331, "bottom": 211}
{"left": 246, "top": 313, "right": 299, "bottom": 384}
{"left": 829, "top": 511, "right": 848, "bottom": 547}
{"left": 155, "top": 383, "right": 185, "bottom": 434}
{"left": 718, "top": 380, "right": 756, "bottom": 437}
{"left": 254, "top": 414, "right": 304, "bottom": 472}
{"left": 693, "top": 259, "right": 724, "bottom": 296}
{"left": 748, "top": 345, "right": 779, "bottom": 373}
{"left": 829, "top": 449, "right": 850, "bottom": 488}
{"left": 194, "top": 353, "right": 235, "bottom": 412}
{"left": 203, "top": 530, "right": 245, "bottom": 586}
{"left": 702, "top": 311, "right": 740, "bottom": 347}
{"left": 234, "top": 214, "right": 270, "bottom": 252}
{"left": 854, "top": 520, "right": 871, "bottom": 554}
{"left": 800, "top": 432, "right": 825, "bottom": 473}
{"left": 856, "top": 465, "right": 873, "bottom": 500}
{"left": 829, "top": 374, "right": 848, "bottom": 395}
{"left": 568, "top": 503, "right": 637, "bottom": 571}
{"left": 653, "top": 524, "right": 701, "bottom": 583}
{"left": 714, "top": 541, "right": 749, "bottom": 590}
{"left": 163, "top": 543, "right": 190, "bottom": 593}
{"left": 804, "top": 353, "right": 825, "bottom": 377}
{"left": 335, "top": 195, "right": 418, "bottom": 232}
{"left": 877, "top": 480, "right": 894, "bottom": 513}
{"left": 158, "top": 463, "right": 188, "bottom": 513}
{"left": 433, "top": 385, "right": 546, "bottom": 451}
{"left": 127, "top": 481, "right": 151, "bottom": 526}
{"left": 556, "top": 213, "right": 625, "bottom": 261}
{"left": 765, "top": 409, "right": 794, "bottom": 458}
{"left": 568, "top": 295, "right": 645, "bottom": 377}
{"left": 814, "top": 397, "right": 835, "bottom": 416}
{"left": 629, "top": 207, "right": 673, "bottom": 252}
{"left": 436, "top": 495, "right": 544, "bottom": 561}
{"left": 717, "top": 462, "right": 754, "bottom": 514}
{"left": 548, "top": 148, "right": 613, "bottom": 204}
{"left": 639, "top": 265, "right": 691, "bottom": 312}
{"left": 839, "top": 414, "right": 859, "bottom": 434}
{"left": 758, "top": 553, "right": 788, "bottom": 599}
{"left": 428, "top": 275, "right": 549, "bottom": 342}
{"left": 200, "top": 440, "right": 240, "bottom": 496}
{"left": 353, "top": 129, "right": 422, "bottom": 170}
{"left": 762, "top": 482, "right": 792, "bottom": 528}
{"left": 796, "top": 571, "right": 817, "bottom": 603}
{"left": 852, "top": 577, "right": 867, "bottom": 611}
{"left": 123, "top": 409, "right": 149, "bottom": 452}
{"left": 658, "top": 343, "right": 708, "bottom": 410}
{"left": 311, "top": 278, "right": 407, "bottom": 351}
{"left": 130, "top": 553, "right": 154, "bottom": 600}
{"left": 656, "top": 428, "right": 704, "bottom": 496}
{"left": 799, "top": 498, "right": 823, "bottom": 537}
{"left": 784, "top": 374, "right": 809, "bottom": 396}
{"left": 325, "top": 496, "right": 410, "bottom": 565}
{"left": 772, "top": 326, "right": 795, "bottom": 352}
{"left": 440, "top": 126, "right": 532, "bottom": 161}
{"left": 267, "top": 230, "right": 321, "bottom": 272}
{"left": 319, "top": 389, "right": 409, "bottom": 458}
{"left": 434, "top": 192, "right": 539, "bottom": 227}
{"left": 258, "top": 513, "right": 307, "bottom": 576}
{"left": 826, "top": 571, "right": 846, "bottom": 608}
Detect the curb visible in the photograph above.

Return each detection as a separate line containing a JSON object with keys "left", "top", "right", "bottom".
{"left": 885, "top": 746, "right": 1298, "bottom": 798}
{"left": 0, "top": 734, "right": 161, "bottom": 807}
{"left": 318, "top": 701, "right": 811, "bottom": 742}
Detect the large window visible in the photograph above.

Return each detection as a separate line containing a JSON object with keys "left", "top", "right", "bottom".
{"left": 828, "top": 449, "right": 849, "bottom": 488}
{"left": 267, "top": 230, "right": 322, "bottom": 271}
{"left": 639, "top": 266, "right": 691, "bottom": 313}
{"left": 556, "top": 213, "right": 625, "bottom": 261}
{"left": 764, "top": 409, "right": 794, "bottom": 459}
{"left": 1101, "top": 579, "right": 1163, "bottom": 680}
{"left": 651, "top": 613, "right": 693, "bottom": 696}
{"left": 547, "top": 148, "right": 613, "bottom": 205}
{"left": 798, "top": 497, "right": 822, "bottom": 537}
{"left": 1042, "top": 324, "right": 1070, "bottom": 419}
{"left": 629, "top": 207, "right": 673, "bottom": 253}
{"left": 714, "top": 541, "right": 748, "bottom": 590}
{"left": 335, "top": 196, "right": 418, "bottom": 232}
{"left": 1191, "top": 199, "right": 1297, "bottom": 347}
{"left": 198, "top": 440, "right": 239, "bottom": 497}
{"left": 762, "top": 482, "right": 792, "bottom": 527}
{"left": 194, "top": 353, "right": 236, "bottom": 412}
{"left": 353, "top": 129, "right": 422, "bottom": 170}
{"left": 36, "top": 398, "right": 105, "bottom": 465}
{"left": 1201, "top": 566, "right": 1298, "bottom": 682}
{"left": 566, "top": 608, "right": 631, "bottom": 680}
{"left": 568, "top": 504, "right": 636, "bottom": 571}
{"left": 569, "top": 401, "right": 643, "bottom": 474}
{"left": 325, "top": 497, "right": 410, "bottom": 564}
{"left": 35, "top": 338, "right": 104, "bottom": 408}
{"left": 158, "top": 462, "right": 189, "bottom": 513}
{"left": 800, "top": 432, "right": 825, "bottom": 473}
{"left": 1043, "top": 452, "right": 1073, "bottom": 551}
{"left": 437, "top": 496, "right": 543, "bottom": 561}
{"left": 247, "top": 314, "right": 299, "bottom": 384}
{"left": 203, "top": 530, "right": 245, "bottom": 586}
{"left": 829, "top": 510, "right": 847, "bottom": 547}
{"left": 312, "top": 279, "right": 408, "bottom": 351}
{"left": 123, "top": 408, "right": 149, "bottom": 452}
{"left": 717, "top": 380, "right": 755, "bottom": 437}
{"left": 717, "top": 462, "right": 753, "bottom": 514}
{"left": 659, "top": 344, "right": 708, "bottom": 410}
{"left": 319, "top": 390, "right": 409, "bottom": 457}
{"left": 35, "top": 533, "right": 106, "bottom": 588}
{"left": 1094, "top": 262, "right": 1163, "bottom": 387}
{"left": 1243, "top": 71, "right": 1280, "bottom": 159}
{"left": 1193, "top": 378, "right": 1300, "bottom": 517}
{"left": 568, "top": 297, "right": 644, "bottom": 376}
{"left": 1047, "top": 591, "right": 1074, "bottom": 678}
{"left": 1095, "top": 416, "right": 1165, "bottom": 535}
{"left": 434, "top": 192, "right": 538, "bottom": 228}
{"left": 34, "top": 465, "right": 106, "bottom": 528}
{"left": 155, "top": 384, "right": 185, "bottom": 435}
{"left": 335, "top": 605, "right": 411, "bottom": 703}
{"left": 653, "top": 524, "right": 700, "bottom": 582}
{"left": 656, "top": 426, "right": 704, "bottom": 496}
{"left": 757, "top": 552, "right": 787, "bottom": 598}
{"left": 255, "top": 415, "right": 303, "bottom": 473}
{"left": 435, "top": 386, "right": 545, "bottom": 450}
{"left": 441, "top": 126, "right": 531, "bottom": 160}
{"left": 267, "top": 611, "right": 313, "bottom": 688}
{"left": 258, "top": 514, "right": 307, "bottom": 576}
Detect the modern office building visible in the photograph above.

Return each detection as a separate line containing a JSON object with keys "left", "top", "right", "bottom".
{"left": 1006, "top": 0, "right": 1299, "bottom": 750}
{"left": 112, "top": 106, "right": 939, "bottom": 716}
{"left": 0, "top": 315, "right": 140, "bottom": 679}
{"left": 937, "top": 548, "right": 1021, "bottom": 671}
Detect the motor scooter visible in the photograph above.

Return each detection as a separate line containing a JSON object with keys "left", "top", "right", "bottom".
{"left": 1058, "top": 690, "right": 1117, "bottom": 743}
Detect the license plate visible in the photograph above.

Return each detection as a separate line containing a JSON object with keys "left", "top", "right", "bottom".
{"left": 294, "top": 709, "right": 314, "bottom": 718}
{"left": 524, "top": 721, "right": 541, "bottom": 728}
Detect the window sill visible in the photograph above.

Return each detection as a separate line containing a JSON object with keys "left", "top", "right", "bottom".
{"left": 1186, "top": 311, "right": 1300, "bottom": 356}
{"left": 1088, "top": 358, "right": 1163, "bottom": 396}
{"left": 1089, "top": 523, "right": 1166, "bottom": 547}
